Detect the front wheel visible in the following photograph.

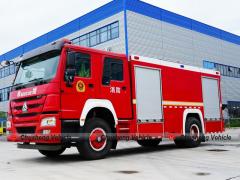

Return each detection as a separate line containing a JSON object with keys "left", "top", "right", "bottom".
{"left": 38, "top": 148, "right": 66, "bottom": 158}
{"left": 77, "top": 118, "right": 113, "bottom": 160}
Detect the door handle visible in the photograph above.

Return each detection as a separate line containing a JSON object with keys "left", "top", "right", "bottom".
{"left": 122, "top": 86, "right": 127, "bottom": 91}
{"left": 88, "top": 83, "right": 94, "bottom": 88}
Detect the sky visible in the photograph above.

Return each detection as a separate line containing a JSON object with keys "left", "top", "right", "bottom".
{"left": 0, "top": 0, "right": 239, "bottom": 55}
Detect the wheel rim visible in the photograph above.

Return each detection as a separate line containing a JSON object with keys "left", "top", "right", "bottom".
{"left": 89, "top": 128, "right": 107, "bottom": 152}
{"left": 190, "top": 124, "right": 200, "bottom": 141}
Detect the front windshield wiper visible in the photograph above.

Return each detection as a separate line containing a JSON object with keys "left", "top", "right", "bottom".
{"left": 12, "top": 82, "right": 25, "bottom": 90}
{"left": 13, "top": 83, "right": 23, "bottom": 87}
{"left": 28, "top": 78, "right": 44, "bottom": 83}
{"left": 29, "top": 77, "right": 49, "bottom": 86}
{"left": 13, "top": 82, "right": 23, "bottom": 87}
{"left": 13, "top": 78, "right": 43, "bottom": 87}
{"left": 13, "top": 78, "right": 47, "bottom": 89}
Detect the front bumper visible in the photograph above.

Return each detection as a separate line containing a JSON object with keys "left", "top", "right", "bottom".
{"left": 17, "top": 143, "right": 63, "bottom": 151}
{"left": 7, "top": 117, "right": 82, "bottom": 145}
{"left": 7, "top": 114, "right": 62, "bottom": 144}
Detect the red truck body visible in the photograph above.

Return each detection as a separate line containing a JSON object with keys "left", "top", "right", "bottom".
{"left": 7, "top": 40, "right": 224, "bottom": 159}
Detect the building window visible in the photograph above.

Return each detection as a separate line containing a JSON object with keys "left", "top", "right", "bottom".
{"left": 0, "top": 63, "right": 16, "bottom": 79}
{"left": 228, "top": 101, "right": 240, "bottom": 118}
{"left": 100, "top": 27, "right": 108, "bottom": 43}
{"left": 79, "top": 34, "right": 89, "bottom": 47}
{"left": 10, "top": 64, "right": 15, "bottom": 74}
{"left": 203, "top": 60, "right": 240, "bottom": 78}
{"left": 203, "top": 61, "right": 215, "bottom": 69}
{"left": 0, "top": 86, "right": 11, "bottom": 102}
{"left": 71, "top": 21, "right": 119, "bottom": 48}
{"left": 5, "top": 66, "right": 9, "bottom": 76}
{"left": 110, "top": 22, "right": 119, "bottom": 39}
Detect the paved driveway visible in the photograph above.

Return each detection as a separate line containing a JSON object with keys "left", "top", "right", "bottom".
{"left": 0, "top": 128, "right": 240, "bottom": 180}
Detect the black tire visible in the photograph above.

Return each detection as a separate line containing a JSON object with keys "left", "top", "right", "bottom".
{"left": 174, "top": 117, "right": 202, "bottom": 148}
{"left": 77, "top": 118, "right": 112, "bottom": 160}
{"left": 38, "top": 148, "right": 66, "bottom": 158}
{"left": 137, "top": 139, "right": 162, "bottom": 147}
{"left": 174, "top": 138, "right": 186, "bottom": 148}
{"left": 185, "top": 117, "right": 202, "bottom": 148}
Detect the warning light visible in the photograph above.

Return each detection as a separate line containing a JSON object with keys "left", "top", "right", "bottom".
{"left": 134, "top": 56, "right": 140, "bottom": 60}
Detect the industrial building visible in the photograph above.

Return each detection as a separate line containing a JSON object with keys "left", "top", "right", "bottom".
{"left": 0, "top": 0, "right": 240, "bottom": 118}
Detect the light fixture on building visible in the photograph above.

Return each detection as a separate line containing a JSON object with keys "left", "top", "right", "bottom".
{"left": 104, "top": 47, "right": 112, "bottom": 52}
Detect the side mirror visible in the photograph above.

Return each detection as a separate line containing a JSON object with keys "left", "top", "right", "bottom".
{"left": 65, "top": 69, "right": 76, "bottom": 87}
{"left": 67, "top": 52, "right": 76, "bottom": 68}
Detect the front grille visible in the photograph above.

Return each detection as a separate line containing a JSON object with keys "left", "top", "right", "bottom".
{"left": 14, "top": 104, "right": 41, "bottom": 111}
{"left": 13, "top": 95, "right": 43, "bottom": 103}
{"left": 16, "top": 127, "right": 36, "bottom": 134}
{"left": 15, "top": 113, "right": 38, "bottom": 118}
{"left": 11, "top": 95, "right": 46, "bottom": 118}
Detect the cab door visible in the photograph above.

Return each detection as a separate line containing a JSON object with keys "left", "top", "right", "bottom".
{"left": 61, "top": 50, "right": 99, "bottom": 119}
{"left": 100, "top": 56, "right": 132, "bottom": 119}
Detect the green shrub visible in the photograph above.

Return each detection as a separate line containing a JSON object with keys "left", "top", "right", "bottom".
{"left": 0, "top": 112, "right": 7, "bottom": 118}
{"left": 228, "top": 118, "right": 240, "bottom": 128}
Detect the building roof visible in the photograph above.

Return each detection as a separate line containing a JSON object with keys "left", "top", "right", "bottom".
{"left": 0, "top": 0, "right": 239, "bottom": 62}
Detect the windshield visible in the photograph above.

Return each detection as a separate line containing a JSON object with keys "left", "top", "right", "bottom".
{"left": 14, "top": 50, "right": 60, "bottom": 85}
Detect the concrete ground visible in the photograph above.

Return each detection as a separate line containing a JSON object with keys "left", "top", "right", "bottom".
{"left": 0, "top": 128, "right": 240, "bottom": 180}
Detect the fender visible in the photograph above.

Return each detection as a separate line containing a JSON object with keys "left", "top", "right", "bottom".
{"left": 183, "top": 109, "right": 205, "bottom": 135}
{"left": 80, "top": 99, "right": 118, "bottom": 127}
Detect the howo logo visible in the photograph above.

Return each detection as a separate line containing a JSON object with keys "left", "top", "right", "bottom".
{"left": 22, "top": 102, "right": 28, "bottom": 113}
{"left": 17, "top": 88, "right": 37, "bottom": 98}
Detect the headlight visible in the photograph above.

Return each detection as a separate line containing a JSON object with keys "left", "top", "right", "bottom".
{"left": 41, "top": 117, "right": 56, "bottom": 127}
{"left": 7, "top": 115, "right": 12, "bottom": 121}
{"left": 6, "top": 121, "right": 11, "bottom": 129}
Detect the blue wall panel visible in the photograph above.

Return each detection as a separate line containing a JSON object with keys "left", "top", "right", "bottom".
{"left": 192, "top": 20, "right": 221, "bottom": 39}
{"left": 126, "top": 0, "right": 162, "bottom": 20}
{"left": 4, "top": 46, "right": 24, "bottom": 60}
{"left": 47, "top": 19, "right": 79, "bottom": 42}
{"left": 23, "top": 34, "right": 48, "bottom": 53}
{"left": 79, "top": 0, "right": 123, "bottom": 29}
{"left": 162, "top": 9, "right": 192, "bottom": 30}
{"left": 221, "top": 30, "right": 240, "bottom": 45}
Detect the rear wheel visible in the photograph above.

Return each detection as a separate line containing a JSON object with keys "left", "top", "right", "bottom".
{"left": 174, "top": 117, "right": 202, "bottom": 148}
{"left": 38, "top": 148, "right": 66, "bottom": 158}
{"left": 174, "top": 138, "right": 186, "bottom": 148}
{"left": 137, "top": 139, "right": 162, "bottom": 147}
{"left": 77, "top": 118, "right": 113, "bottom": 160}
{"left": 185, "top": 117, "right": 202, "bottom": 147}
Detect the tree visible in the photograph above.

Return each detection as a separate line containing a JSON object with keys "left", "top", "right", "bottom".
{"left": 0, "top": 111, "right": 7, "bottom": 118}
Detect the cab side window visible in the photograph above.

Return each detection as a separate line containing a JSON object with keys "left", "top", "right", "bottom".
{"left": 75, "top": 53, "right": 91, "bottom": 78}
{"left": 102, "top": 58, "right": 123, "bottom": 85}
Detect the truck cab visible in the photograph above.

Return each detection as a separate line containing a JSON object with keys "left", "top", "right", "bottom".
{"left": 7, "top": 40, "right": 132, "bottom": 159}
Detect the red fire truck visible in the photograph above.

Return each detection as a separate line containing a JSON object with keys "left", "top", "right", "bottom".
{"left": 6, "top": 40, "right": 224, "bottom": 159}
